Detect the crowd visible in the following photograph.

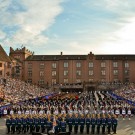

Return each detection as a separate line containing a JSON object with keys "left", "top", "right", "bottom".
{"left": 0, "top": 89, "right": 134, "bottom": 134}
{"left": 0, "top": 77, "right": 53, "bottom": 107}
{"left": 0, "top": 78, "right": 135, "bottom": 134}
{"left": 113, "top": 83, "right": 135, "bottom": 102}
{"left": 3, "top": 91, "right": 119, "bottom": 135}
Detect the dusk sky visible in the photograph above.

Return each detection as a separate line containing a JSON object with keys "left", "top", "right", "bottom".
{"left": 0, "top": 0, "right": 135, "bottom": 55}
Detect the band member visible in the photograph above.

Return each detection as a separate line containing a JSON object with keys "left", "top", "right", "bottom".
{"left": 79, "top": 114, "right": 85, "bottom": 134}
{"left": 60, "top": 117, "right": 67, "bottom": 132}
{"left": 107, "top": 115, "right": 112, "bottom": 134}
{"left": 74, "top": 114, "right": 79, "bottom": 134}
{"left": 91, "top": 114, "right": 96, "bottom": 134}
{"left": 29, "top": 115, "right": 34, "bottom": 133}
{"left": 40, "top": 115, "right": 45, "bottom": 133}
{"left": 127, "top": 108, "right": 132, "bottom": 120}
{"left": 67, "top": 114, "right": 73, "bottom": 133}
{"left": 47, "top": 116, "right": 53, "bottom": 134}
{"left": 102, "top": 108, "right": 106, "bottom": 114}
{"left": 18, "top": 109, "right": 22, "bottom": 115}
{"left": 112, "top": 115, "right": 118, "bottom": 134}
{"left": 96, "top": 114, "right": 101, "bottom": 134}
{"left": 115, "top": 108, "right": 120, "bottom": 119}
{"left": 111, "top": 107, "right": 114, "bottom": 114}
{"left": 54, "top": 108, "right": 58, "bottom": 116}
{"left": 34, "top": 115, "right": 40, "bottom": 132}
{"left": 86, "top": 114, "right": 91, "bottom": 134}
{"left": 122, "top": 107, "right": 126, "bottom": 120}
{"left": 54, "top": 116, "right": 60, "bottom": 134}
{"left": 4, "top": 108, "right": 7, "bottom": 117}
{"left": 101, "top": 115, "right": 106, "bottom": 134}
{"left": 22, "top": 115, "right": 27, "bottom": 133}
{"left": 11, "top": 115, "right": 17, "bottom": 134}
{"left": 16, "top": 115, "right": 22, "bottom": 134}
{"left": 39, "top": 109, "right": 44, "bottom": 115}
{"left": 6, "top": 115, "right": 11, "bottom": 134}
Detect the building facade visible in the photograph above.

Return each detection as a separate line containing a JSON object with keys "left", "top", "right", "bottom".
{"left": 9, "top": 46, "right": 33, "bottom": 80}
{"left": 0, "top": 45, "right": 11, "bottom": 79}
{"left": 23, "top": 52, "right": 135, "bottom": 86}
{"left": 0, "top": 45, "right": 135, "bottom": 86}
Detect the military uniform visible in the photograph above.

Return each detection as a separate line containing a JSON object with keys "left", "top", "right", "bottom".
{"left": 74, "top": 114, "right": 79, "bottom": 134}
{"left": 112, "top": 115, "right": 118, "bottom": 134}
{"left": 54, "top": 116, "right": 60, "bottom": 134}
{"left": 29, "top": 116, "right": 34, "bottom": 133}
{"left": 22, "top": 116, "right": 27, "bottom": 133}
{"left": 91, "top": 114, "right": 96, "bottom": 134}
{"left": 96, "top": 115, "right": 101, "bottom": 134}
{"left": 67, "top": 115, "right": 73, "bottom": 133}
{"left": 85, "top": 114, "right": 91, "bottom": 134}
{"left": 107, "top": 115, "right": 112, "bottom": 134}
{"left": 11, "top": 116, "right": 17, "bottom": 134}
{"left": 46, "top": 118, "right": 53, "bottom": 134}
{"left": 16, "top": 116, "right": 22, "bottom": 134}
{"left": 101, "top": 115, "right": 106, "bottom": 134}
{"left": 40, "top": 116, "right": 46, "bottom": 133}
{"left": 6, "top": 116, "right": 11, "bottom": 134}
{"left": 79, "top": 114, "right": 85, "bottom": 134}
{"left": 26, "top": 116, "right": 30, "bottom": 132}
{"left": 34, "top": 116, "right": 40, "bottom": 132}
{"left": 60, "top": 117, "right": 67, "bottom": 132}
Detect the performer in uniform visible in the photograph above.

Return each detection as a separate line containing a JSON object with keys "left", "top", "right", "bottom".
{"left": 40, "top": 115, "right": 46, "bottom": 133}
{"left": 67, "top": 114, "right": 73, "bottom": 133}
{"left": 6, "top": 115, "right": 11, "bottom": 134}
{"left": 115, "top": 108, "right": 120, "bottom": 119}
{"left": 74, "top": 113, "right": 79, "bottom": 134}
{"left": 96, "top": 114, "right": 101, "bottom": 134}
{"left": 11, "top": 115, "right": 17, "bottom": 134}
{"left": 46, "top": 116, "right": 53, "bottom": 134}
{"left": 127, "top": 107, "right": 132, "bottom": 120}
{"left": 60, "top": 116, "right": 67, "bottom": 132}
{"left": 34, "top": 115, "right": 40, "bottom": 132}
{"left": 22, "top": 115, "right": 27, "bottom": 133}
{"left": 91, "top": 114, "right": 96, "bottom": 134}
{"left": 107, "top": 115, "right": 112, "bottom": 134}
{"left": 112, "top": 115, "right": 118, "bottom": 134}
{"left": 122, "top": 107, "right": 126, "bottom": 120}
{"left": 16, "top": 115, "right": 22, "bottom": 134}
{"left": 79, "top": 114, "right": 85, "bottom": 134}
{"left": 29, "top": 115, "right": 34, "bottom": 133}
{"left": 86, "top": 114, "right": 91, "bottom": 134}
{"left": 101, "top": 114, "right": 106, "bottom": 134}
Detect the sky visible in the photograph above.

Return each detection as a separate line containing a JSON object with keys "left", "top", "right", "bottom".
{"left": 1, "top": 0, "right": 135, "bottom": 55}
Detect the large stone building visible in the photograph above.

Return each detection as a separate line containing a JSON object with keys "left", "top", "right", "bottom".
{"left": 1, "top": 45, "right": 135, "bottom": 86}
{"left": 24, "top": 52, "right": 133, "bottom": 86}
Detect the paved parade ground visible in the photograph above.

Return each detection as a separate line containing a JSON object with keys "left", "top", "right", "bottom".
{"left": 0, "top": 117, "right": 134, "bottom": 135}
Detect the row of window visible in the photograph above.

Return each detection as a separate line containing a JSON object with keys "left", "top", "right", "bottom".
{"left": 28, "top": 70, "right": 80, "bottom": 77}
{"left": 28, "top": 62, "right": 130, "bottom": 69}
{"left": 28, "top": 70, "right": 129, "bottom": 77}
{"left": 28, "top": 78, "right": 83, "bottom": 84}
{"left": 28, "top": 78, "right": 126, "bottom": 85}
